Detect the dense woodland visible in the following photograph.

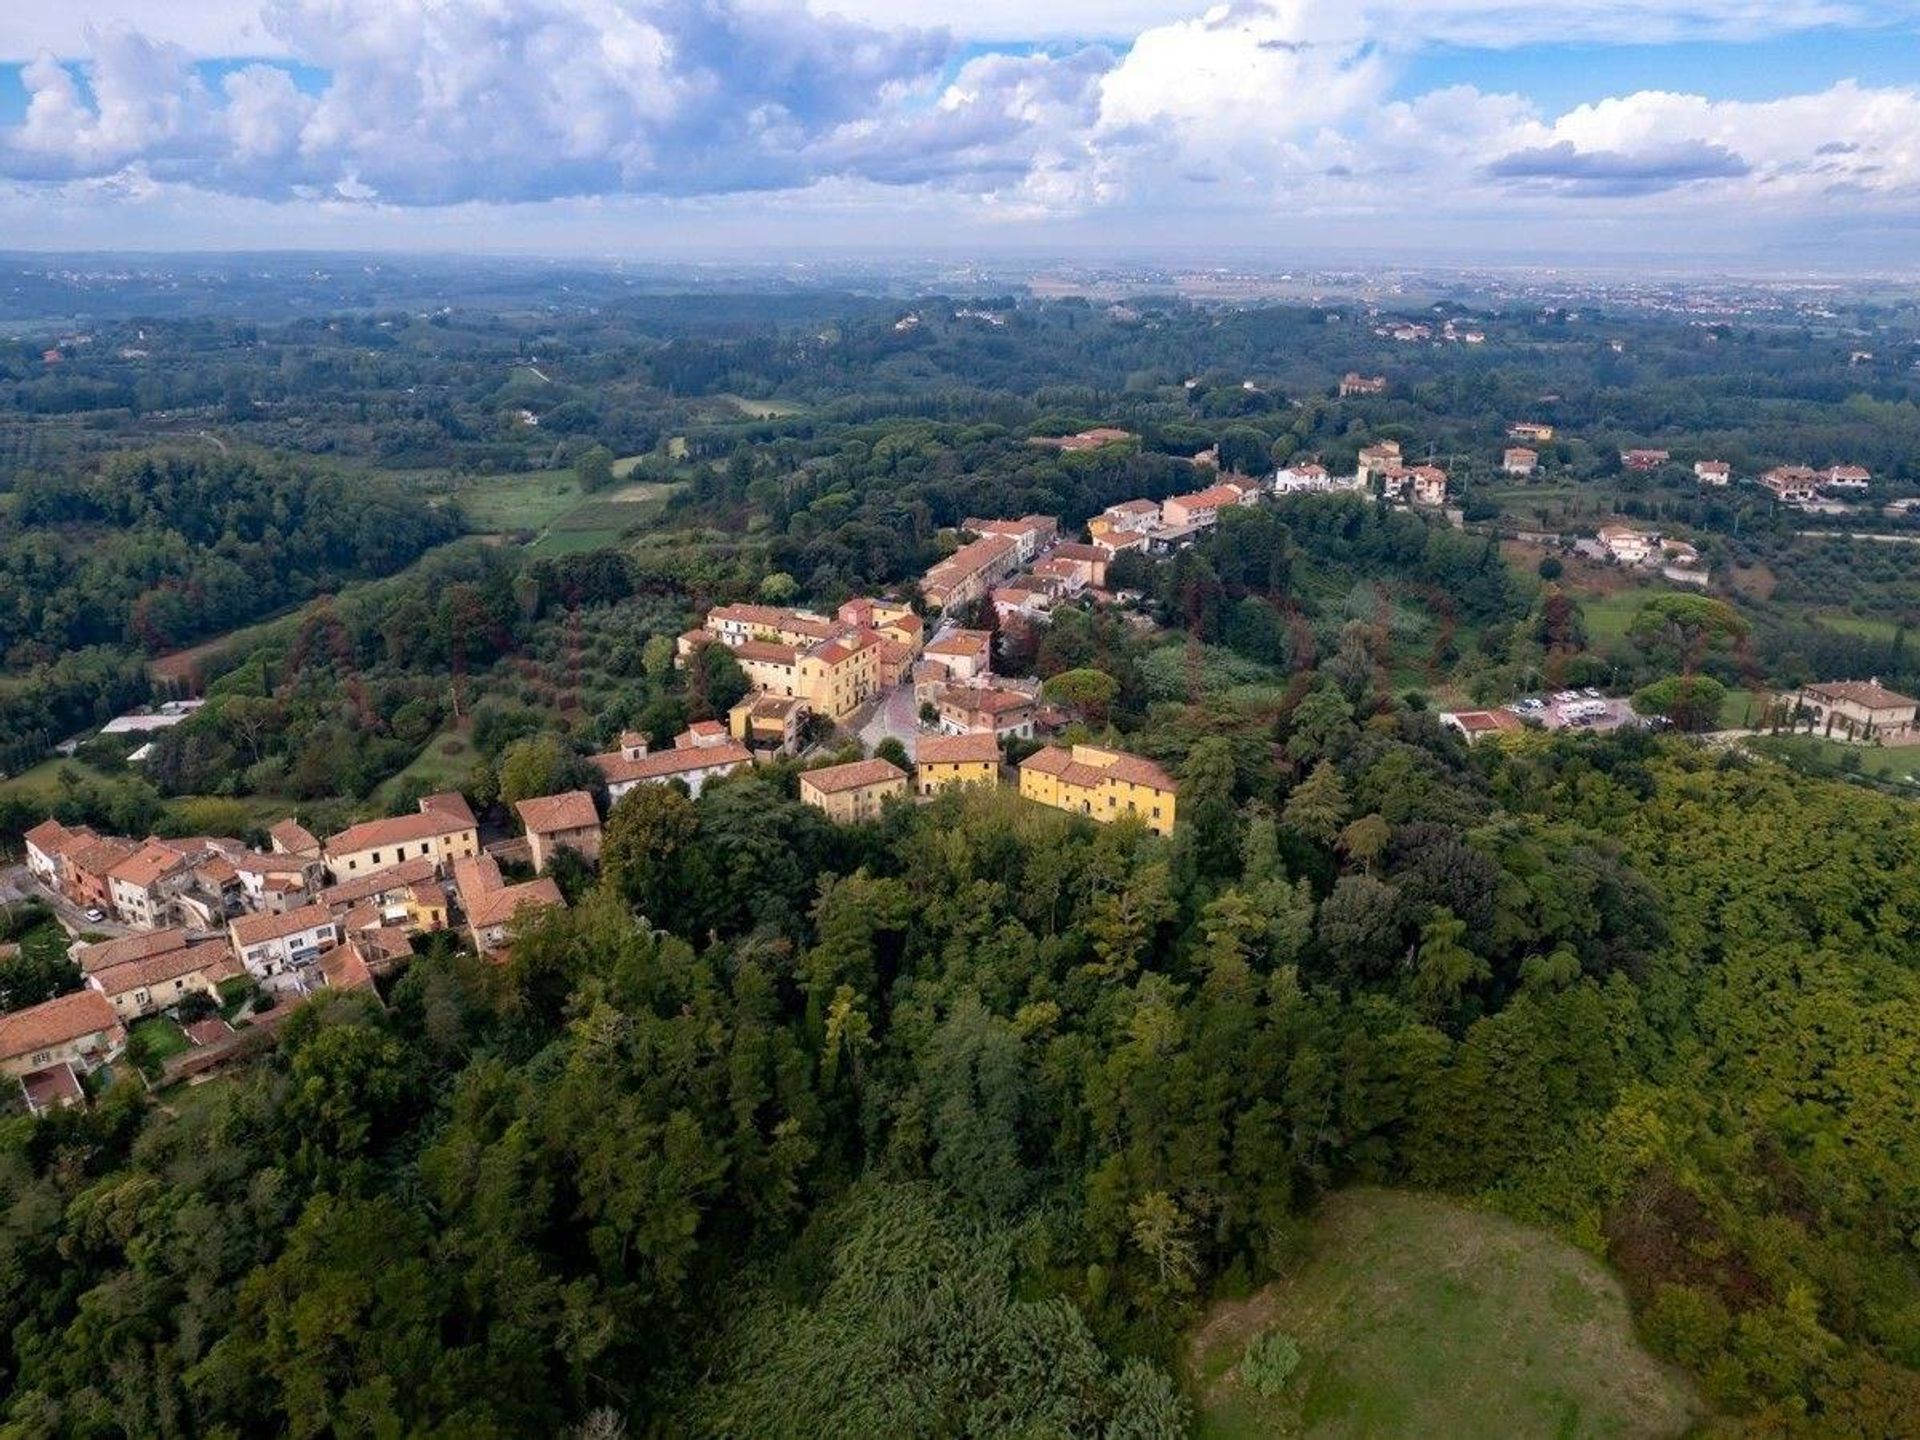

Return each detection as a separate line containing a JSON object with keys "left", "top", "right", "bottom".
{"left": 3, "top": 270, "right": 1920, "bottom": 1435}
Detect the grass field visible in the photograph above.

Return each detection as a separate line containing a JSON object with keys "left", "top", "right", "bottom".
{"left": 1187, "top": 1188, "right": 1698, "bottom": 1440}
{"left": 457, "top": 469, "right": 583, "bottom": 533}
{"left": 1809, "top": 610, "right": 1902, "bottom": 642}
{"left": 374, "top": 730, "right": 476, "bottom": 805}
{"left": 718, "top": 394, "right": 807, "bottom": 419}
{"left": 1748, "top": 732, "right": 1920, "bottom": 787}
{"left": 128, "top": 1016, "right": 191, "bottom": 1077}
{"left": 1578, "top": 588, "right": 1664, "bottom": 649}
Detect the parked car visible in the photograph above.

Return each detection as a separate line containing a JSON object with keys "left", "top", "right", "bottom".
{"left": 83, "top": 907, "right": 105, "bottom": 922}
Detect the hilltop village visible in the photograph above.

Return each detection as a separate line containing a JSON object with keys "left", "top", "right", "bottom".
{"left": 9, "top": 404, "right": 1915, "bottom": 1112}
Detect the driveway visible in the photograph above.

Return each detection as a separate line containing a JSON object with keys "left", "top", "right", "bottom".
{"left": 855, "top": 681, "right": 928, "bottom": 757}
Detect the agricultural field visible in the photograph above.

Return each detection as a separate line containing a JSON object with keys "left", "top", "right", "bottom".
{"left": 455, "top": 468, "right": 585, "bottom": 534}
{"left": 1187, "top": 1188, "right": 1698, "bottom": 1440}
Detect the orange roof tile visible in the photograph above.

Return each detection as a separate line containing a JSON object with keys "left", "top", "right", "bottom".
{"left": 0, "top": 989, "right": 123, "bottom": 1062}
{"left": 516, "top": 790, "right": 601, "bottom": 835}
{"left": 800, "top": 757, "right": 907, "bottom": 795}
{"left": 230, "top": 903, "right": 334, "bottom": 947}
{"left": 917, "top": 733, "right": 1002, "bottom": 765}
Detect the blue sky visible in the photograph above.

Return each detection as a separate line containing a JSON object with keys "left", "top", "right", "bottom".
{"left": 1, "top": 2, "right": 1918, "bottom": 262}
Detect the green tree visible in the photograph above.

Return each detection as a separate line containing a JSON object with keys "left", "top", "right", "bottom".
{"left": 575, "top": 444, "right": 616, "bottom": 493}
{"left": 1282, "top": 759, "right": 1349, "bottom": 844}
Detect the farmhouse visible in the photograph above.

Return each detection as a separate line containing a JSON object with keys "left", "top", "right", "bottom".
{"left": 914, "top": 733, "right": 1002, "bottom": 796}
{"left": 592, "top": 726, "right": 752, "bottom": 803}
{"left": 1, "top": 989, "right": 126, "bottom": 1113}
{"left": 324, "top": 795, "right": 480, "bottom": 881}
{"left": 1785, "top": 679, "right": 1919, "bottom": 744}
{"left": 799, "top": 757, "right": 909, "bottom": 823}
{"left": 1017, "top": 745, "right": 1177, "bottom": 836}
{"left": 516, "top": 790, "right": 603, "bottom": 872}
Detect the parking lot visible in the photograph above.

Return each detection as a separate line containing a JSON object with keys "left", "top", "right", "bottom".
{"left": 1511, "top": 690, "right": 1642, "bottom": 733}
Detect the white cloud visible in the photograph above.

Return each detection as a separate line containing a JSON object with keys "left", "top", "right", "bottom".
{"left": 4, "top": 0, "right": 1920, "bottom": 252}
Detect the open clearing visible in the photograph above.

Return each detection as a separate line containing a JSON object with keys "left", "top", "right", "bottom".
{"left": 718, "top": 394, "right": 807, "bottom": 419}
{"left": 375, "top": 730, "right": 475, "bottom": 804}
{"left": 1188, "top": 1188, "right": 1697, "bottom": 1440}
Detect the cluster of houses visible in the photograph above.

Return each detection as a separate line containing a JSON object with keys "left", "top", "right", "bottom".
{"left": 1757, "top": 463, "right": 1872, "bottom": 506}
{"left": 1588, "top": 524, "right": 1706, "bottom": 584}
{"left": 8, "top": 789, "right": 600, "bottom": 1112}
{"left": 792, "top": 739, "right": 1176, "bottom": 834}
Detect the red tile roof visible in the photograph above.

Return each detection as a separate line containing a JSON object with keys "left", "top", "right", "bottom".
{"left": 516, "top": 790, "right": 601, "bottom": 835}
{"left": 916, "top": 733, "right": 1002, "bottom": 765}
{"left": 90, "top": 939, "right": 232, "bottom": 998}
{"left": 0, "top": 989, "right": 123, "bottom": 1062}
{"left": 230, "top": 903, "right": 334, "bottom": 947}
{"left": 799, "top": 757, "right": 907, "bottom": 795}
{"left": 73, "top": 927, "right": 191, "bottom": 974}
{"left": 593, "top": 742, "right": 752, "bottom": 785}
{"left": 325, "top": 809, "right": 472, "bottom": 856}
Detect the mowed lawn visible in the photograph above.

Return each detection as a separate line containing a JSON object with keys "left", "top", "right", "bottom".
{"left": 1188, "top": 1188, "right": 1698, "bottom": 1440}
{"left": 1578, "top": 588, "right": 1662, "bottom": 649}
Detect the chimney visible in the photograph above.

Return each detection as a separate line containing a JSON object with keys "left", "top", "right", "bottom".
{"left": 620, "top": 730, "right": 649, "bottom": 760}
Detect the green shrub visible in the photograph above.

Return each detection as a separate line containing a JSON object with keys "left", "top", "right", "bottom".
{"left": 1239, "top": 1329, "right": 1302, "bottom": 1396}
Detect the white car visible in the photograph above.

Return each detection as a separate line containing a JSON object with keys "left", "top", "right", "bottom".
{"left": 83, "top": 908, "right": 105, "bottom": 923}
{"left": 1582, "top": 687, "right": 1602, "bottom": 699}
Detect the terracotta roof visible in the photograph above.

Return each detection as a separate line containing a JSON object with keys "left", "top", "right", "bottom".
{"left": 196, "top": 855, "right": 239, "bottom": 886}
{"left": 593, "top": 742, "right": 752, "bottom": 785}
{"left": 419, "top": 791, "right": 477, "bottom": 826}
{"left": 69, "top": 836, "right": 137, "bottom": 878}
{"left": 917, "top": 733, "right": 1002, "bottom": 765}
{"left": 24, "top": 819, "right": 95, "bottom": 859}
{"left": 73, "top": 927, "right": 192, "bottom": 974}
{"left": 317, "top": 855, "right": 438, "bottom": 909}
{"left": 353, "top": 927, "right": 418, "bottom": 965}
{"left": 811, "top": 629, "right": 881, "bottom": 665}
{"left": 709, "top": 604, "right": 841, "bottom": 641}
{"left": 90, "top": 939, "right": 232, "bottom": 997}
{"left": 734, "top": 639, "right": 800, "bottom": 666}
{"left": 452, "top": 855, "right": 505, "bottom": 899}
{"left": 800, "top": 757, "right": 907, "bottom": 795}
{"left": 940, "top": 685, "right": 1034, "bottom": 716}
{"left": 269, "top": 819, "right": 320, "bottom": 853}
{"left": 516, "top": 790, "right": 601, "bottom": 835}
{"left": 466, "top": 877, "right": 565, "bottom": 930}
{"left": 1168, "top": 483, "right": 1246, "bottom": 510}
{"left": 1803, "top": 679, "right": 1917, "bottom": 712}
{"left": 1050, "top": 543, "right": 1107, "bottom": 563}
{"left": 320, "top": 942, "right": 379, "bottom": 994}
{"left": 925, "top": 630, "right": 992, "bottom": 657}
{"left": 228, "top": 851, "right": 312, "bottom": 877}
{"left": 0, "top": 989, "right": 123, "bottom": 1062}
{"left": 108, "top": 840, "right": 190, "bottom": 891}
{"left": 325, "top": 809, "right": 471, "bottom": 856}
{"left": 183, "top": 1017, "right": 233, "bottom": 1046}
{"left": 230, "top": 903, "right": 334, "bottom": 947}
{"left": 1020, "top": 745, "right": 1174, "bottom": 792}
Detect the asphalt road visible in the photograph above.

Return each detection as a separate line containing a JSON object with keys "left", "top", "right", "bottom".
{"left": 0, "top": 864, "right": 132, "bottom": 940}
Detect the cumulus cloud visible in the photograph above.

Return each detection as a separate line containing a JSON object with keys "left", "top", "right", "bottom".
{"left": 1486, "top": 139, "right": 1752, "bottom": 195}
{"left": 4, "top": 0, "right": 1920, "bottom": 245}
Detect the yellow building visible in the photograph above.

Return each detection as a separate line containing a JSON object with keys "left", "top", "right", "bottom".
{"left": 798, "top": 757, "right": 908, "bottom": 823}
{"left": 322, "top": 793, "right": 480, "bottom": 880}
{"left": 729, "top": 631, "right": 881, "bottom": 722}
{"left": 1016, "top": 744, "right": 1177, "bottom": 835}
{"left": 915, "top": 732, "right": 1002, "bottom": 796}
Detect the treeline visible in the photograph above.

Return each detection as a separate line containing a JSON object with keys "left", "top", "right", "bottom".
{"left": 0, "top": 451, "right": 459, "bottom": 665}
{"left": 5, "top": 700, "right": 1916, "bottom": 1432}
